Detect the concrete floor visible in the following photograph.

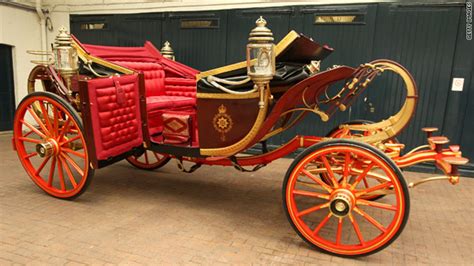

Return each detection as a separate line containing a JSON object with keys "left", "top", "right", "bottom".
{"left": 1, "top": 133, "right": 473, "bottom": 265}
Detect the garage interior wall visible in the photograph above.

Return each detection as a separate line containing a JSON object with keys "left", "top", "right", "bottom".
{"left": 2, "top": 1, "right": 472, "bottom": 174}
{"left": 0, "top": 4, "right": 42, "bottom": 112}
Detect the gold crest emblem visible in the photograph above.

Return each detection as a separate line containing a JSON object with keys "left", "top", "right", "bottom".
{"left": 213, "top": 104, "right": 233, "bottom": 141}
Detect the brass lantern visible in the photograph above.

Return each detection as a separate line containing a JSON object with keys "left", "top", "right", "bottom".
{"left": 52, "top": 26, "right": 79, "bottom": 87}
{"left": 161, "top": 41, "right": 175, "bottom": 61}
{"left": 246, "top": 16, "right": 276, "bottom": 84}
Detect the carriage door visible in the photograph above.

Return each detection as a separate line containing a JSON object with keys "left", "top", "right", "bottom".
{"left": 79, "top": 73, "right": 144, "bottom": 167}
{"left": 0, "top": 44, "right": 15, "bottom": 131}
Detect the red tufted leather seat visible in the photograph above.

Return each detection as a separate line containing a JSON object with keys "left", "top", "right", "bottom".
{"left": 79, "top": 41, "right": 199, "bottom": 142}
{"left": 113, "top": 61, "right": 196, "bottom": 111}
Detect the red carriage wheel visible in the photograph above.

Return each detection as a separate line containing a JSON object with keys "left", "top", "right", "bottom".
{"left": 283, "top": 139, "right": 409, "bottom": 257}
{"left": 13, "top": 92, "right": 93, "bottom": 199}
{"left": 325, "top": 120, "right": 398, "bottom": 201}
{"left": 126, "top": 151, "right": 170, "bottom": 170}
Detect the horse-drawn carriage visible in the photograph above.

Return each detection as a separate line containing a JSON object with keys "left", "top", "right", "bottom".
{"left": 13, "top": 17, "right": 468, "bottom": 256}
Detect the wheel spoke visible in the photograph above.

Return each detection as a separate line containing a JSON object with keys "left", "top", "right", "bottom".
{"left": 47, "top": 156, "right": 57, "bottom": 187}
{"left": 27, "top": 107, "right": 50, "bottom": 137}
{"left": 336, "top": 218, "right": 343, "bottom": 245}
{"left": 354, "top": 207, "right": 387, "bottom": 233}
{"left": 320, "top": 156, "right": 339, "bottom": 188}
{"left": 24, "top": 130, "right": 34, "bottom": 138}
{"left": 312, "top": 213, "right": 332, "bottom": 235}
{"left": 60, "top": 135, "right": 81, "bottom": 146}
{"left": 296, "top": 202, "right": 330, "bottom": 217}
{"left": 35, "top": 156, "right": 51, "bottom": 176}
{"left": 144, "top": 152, "right": 149, "bottom": 164}
{"left": 23, "top": 152, "right": 38, "bottom": 159}
{"left": 18, "top": 137, "right": 42, "bottom": 144}
{"left": 356, "top": 199, "right": 397, "bottom": 211}
{"left": 342, "top": 152, "right": 351, "bottom": 186}
{"left": 53, "top": 105, "right": 59, "bottom": 137}
{"left": 301, "top": 169, "right": 333, "bottom": 193}
{"left": 293, "top": 189, "right": 330, "bottom": 200}
{"left": 356, "top": 181, "right": 393, "bottom": 197}
{"left": 39, "top": 101, "right": 53, "bottom": 133}
{"left": 21, "top": 120, "right": 47, "bottom": 139}
{"left": 60, "top": 156, "right": 77, "bottom": 188}
{"left": 57, "top": 158, "right": 66, "bottom": 191}
{"left": 58, "top": 118, "right": 72, "bottom": 141}
{"left": 62, "top": 147, "right": 86, "bottom": 159}
{"left": 351, "top": 162, "right": 375, "bottom": 189}
{"left": 348, "top": 213, "right": 365, "bottom": 246}
{"left": 61, "top": 153, "right": 84, "bottom": 177}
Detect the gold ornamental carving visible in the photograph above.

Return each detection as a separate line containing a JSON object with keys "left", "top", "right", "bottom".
{"left": 213, "top": 104, "right": 233, "bottom": 141}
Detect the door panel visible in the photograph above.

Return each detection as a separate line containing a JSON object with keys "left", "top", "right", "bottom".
{"left": 226, "top": 8, "right": 293, "bottom": 64}
{"left": 0, "top": 44, "right": 15, "bottom": 131}
{"left": 162, "top": 12, "right": 228, "bottom": 71}
{"left": 369, "top": 5, "right": 460, "bottom": 149}
{"left": 80, "top": 74, "right": 143, "bottom": 162}
{"left": 116, "top": 13, "right": 164, "bottom": 47}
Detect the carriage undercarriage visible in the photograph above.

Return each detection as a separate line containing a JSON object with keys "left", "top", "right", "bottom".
{"left": 12, "top": 20, "right": 468, "bottom": 257}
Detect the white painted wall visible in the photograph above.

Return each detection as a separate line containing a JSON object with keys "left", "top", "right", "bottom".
{"left": 45, "top": 0, "right": 388, "bottom": 14}
{"left": 0, "top": 5, "right": 42, "bottom": 106}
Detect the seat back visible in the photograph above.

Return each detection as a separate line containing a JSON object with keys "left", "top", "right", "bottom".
{"left": 164, "top": 77, "right": 196, "bottom": 98}
{"left": 114, "top": 61, "right": 166, "bottom": 97}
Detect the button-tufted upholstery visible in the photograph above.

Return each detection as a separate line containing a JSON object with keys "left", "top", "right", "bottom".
{"left": 87, "top": 74, "right": 144, "bottom": 160}
{"left": 80, "top": 40, "right": 199, "bottom": 144}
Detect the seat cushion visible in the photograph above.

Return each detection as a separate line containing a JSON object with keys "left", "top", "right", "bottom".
{"left": 146, "top": 95, "right": 196, "bottom": 111}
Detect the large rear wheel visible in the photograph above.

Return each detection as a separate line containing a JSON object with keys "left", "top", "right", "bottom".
{"left": 13, "top": 92, "right": 93, "bottom": 199}
{"left": 283, "top": 139, "right": 409, "bottom": 257}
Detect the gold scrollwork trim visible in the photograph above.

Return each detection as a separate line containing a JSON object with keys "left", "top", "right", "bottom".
{"left": 338, "top": 61, "right": 417, "bottom": 144}
{"left": 200, "top": 89, "right": 270, "bottom": 156}
{"left": 197, "top": 92, "right": 259, "bottom": 99}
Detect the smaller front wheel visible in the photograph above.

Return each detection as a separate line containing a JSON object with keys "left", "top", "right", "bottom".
{"left": 283, "top": 139, "right": 409, "bottom": 257}
{"left": 126, "top": 151, "right": 170, "bottom": 170}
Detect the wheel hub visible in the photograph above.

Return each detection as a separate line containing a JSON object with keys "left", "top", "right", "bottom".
{"left": 36, "top": 139, "right": 59, "bottom": 158}
{"left": 329, "top": 189, "right": 355, "bottom": 218}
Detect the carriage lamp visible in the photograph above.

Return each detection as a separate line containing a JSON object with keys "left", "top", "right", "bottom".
{"left": 52, "top": 26, "right": 79, "bottom": 90}
{"left": 247, "top": 16, "right": 275, "bottom": 108}
{"left": 161, "top": 41, "right": 175, "bottom": 61}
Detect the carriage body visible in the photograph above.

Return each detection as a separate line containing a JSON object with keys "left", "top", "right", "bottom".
{"left": 13, "top": 25, "right": 468, "bottom": 257}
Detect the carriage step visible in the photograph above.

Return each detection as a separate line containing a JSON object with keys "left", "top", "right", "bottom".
{"left": 422, "top": 127, "right": 438, "bottom": 138}
{"left": 428, "top": 136, "right": 449, "bottom": 152}
{"left": 428, "top": 136, "right": 449, "bottom": 144}
{"left": 441, "top": 156, "right": 469, "bottom": 166}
